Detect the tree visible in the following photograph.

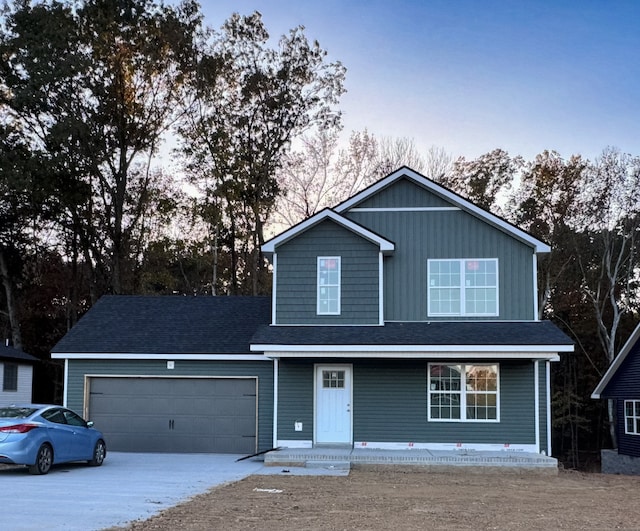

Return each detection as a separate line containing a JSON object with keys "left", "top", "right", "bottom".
{"left": 275, "top": 129, "right": 451, "bottom": 227}
{"left": 1, "top": 0, "right": 202, "bottom": 297}
{"left": 572, "top": 148, "right": 640, "bottom": 447}
{"left": 179, "top": 11, "right": 346, "bottom": 294}
{"left": 442, "top": 149, "right": 522, "bottom": 214}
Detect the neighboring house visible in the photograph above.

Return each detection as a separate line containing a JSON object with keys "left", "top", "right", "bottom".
{"left": 592, "top": 324, "right": 640, "bottom": 474}
{"left": 0, "top": 344, "right": 38, "bottom": 405}
{"left": 52, "top": 166, "right": 574, "bottom": 456}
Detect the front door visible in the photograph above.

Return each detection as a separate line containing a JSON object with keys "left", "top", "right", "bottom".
{"left": 315, "top": 365, "right": 352, "bottom": 445}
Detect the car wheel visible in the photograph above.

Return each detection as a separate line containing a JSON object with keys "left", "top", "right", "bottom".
{"left": 29, "top": 444, "right": 53, "bottom": 475}
{"left": 89, "top": 439, "right": 106, "bottom": 466}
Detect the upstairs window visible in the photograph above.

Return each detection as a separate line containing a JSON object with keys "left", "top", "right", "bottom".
{"left": 3, "top": 362, "right": 18, "bottom": 392}
{"left": 428, "top": 259, "right": 498, "bottom": 316}
{"left": 317, "top": 257, "right": 341, "bottom": 315}
{"left": 625, "top": 401, "right": 640, "bottom": 435}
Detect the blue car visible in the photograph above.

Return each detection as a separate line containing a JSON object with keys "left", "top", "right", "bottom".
{"left": 0, "top": 404, "right": 106, "bottom": 474}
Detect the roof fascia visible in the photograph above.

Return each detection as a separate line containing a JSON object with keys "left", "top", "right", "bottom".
{"left": 251, "top": 344, "right": 573, "bottom": 353}
{"left": 262, "top": 209, "right": 395, "bottom": 254}
{"left": 591, "top": 323, "right": 640, "bottom": 398}
{"left": 51, "top": 353, "right": 271, "bottom": 361}
{"left": 335, "top": 166, "right": 551, "bottom": 254}
{"left": 255, "top": 349, "right": 561, "bottom": 361}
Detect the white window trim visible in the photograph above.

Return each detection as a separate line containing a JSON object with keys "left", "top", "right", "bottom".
{"left": 317, "top": 256, "right": 341, "bottom": 315}
{"left": 427, "top": 258, "right": 499, "bottom": 317}
{"left": 427, "top": 363, "right": 500, "bottom": 423}
{"left": 624, "top": 400, "right": 640, "bottom": 435}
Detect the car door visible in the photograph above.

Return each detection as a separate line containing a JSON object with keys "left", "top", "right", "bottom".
{"left": 61, "top": 409, "right": 94, "bottom": 460}
{"left": 41, "top": 408, "right": 75, "bottom": 462}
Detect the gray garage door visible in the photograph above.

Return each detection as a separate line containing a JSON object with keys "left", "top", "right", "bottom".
{"left": 88, "top": 377, "right": 257, "bottom": 454}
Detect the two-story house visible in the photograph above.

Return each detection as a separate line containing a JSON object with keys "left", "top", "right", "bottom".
{"left": 253, "top": 166, "right": 573, "bottom": 454}
{"left": 52, "top": 167, "right": 572, "bottom": 457}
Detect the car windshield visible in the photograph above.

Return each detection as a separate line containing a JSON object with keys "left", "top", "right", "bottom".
{"left": 0, "top": 407, "right": 38, "bottom": 418}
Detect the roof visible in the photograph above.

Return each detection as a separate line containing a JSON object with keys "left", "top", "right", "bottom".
{"left": 262, "top": 208, "right": 395, "bottom": 254}
{"left": 592, "top": 323, "right": 640, "bottom": 399}
{"left": 335, "top": 166, "right": 551, "bottom": 254}
{"left": 0, "top": 345, "right": 38, "bottom": 363}
{"left": 250, "top": 320, "right": 574, "bottom": 357}
{"left": 51, "top": 295, "right": 271, "bottom": 355}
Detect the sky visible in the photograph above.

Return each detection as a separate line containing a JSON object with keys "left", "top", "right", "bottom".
{"left": 201, "top": 0, "right": 640, "bottom": 162}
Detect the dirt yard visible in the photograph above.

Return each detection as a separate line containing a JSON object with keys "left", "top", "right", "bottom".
{"left": 113, "top": 466, "right": 640, "bottom": 530}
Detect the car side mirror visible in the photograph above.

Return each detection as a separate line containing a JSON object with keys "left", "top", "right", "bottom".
{"left": 86, "top": 421, "right": 94, "bottom": 428}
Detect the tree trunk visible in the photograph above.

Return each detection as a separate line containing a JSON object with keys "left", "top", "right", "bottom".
{"left": 0, "top": 249, "right": 23, "bottom": 350}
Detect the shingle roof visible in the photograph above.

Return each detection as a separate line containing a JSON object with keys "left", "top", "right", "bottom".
{"left": 0, "top": 345, "right": 38, "bottom": 363}
{"left": 251, "top": 320, "right": 574, "bottom": 347}
{"left": 52, "top": 296, "right": 271, "bottom": 355}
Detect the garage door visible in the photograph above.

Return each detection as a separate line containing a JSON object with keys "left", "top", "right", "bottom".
{"left": 88, "top": 377, "right": 257, "bottom": 454}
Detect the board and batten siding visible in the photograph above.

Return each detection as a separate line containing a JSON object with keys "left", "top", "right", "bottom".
{"left": 276, "top": 359, "right": 538, "bottom": 446}
{"left": 345, "top": 184, "right": 535, "bottom": 321}
{"left": 0, "top": 363, "right": 33, "bottom": 405}
{"left": 275, "top": 220, "right": 380, "bottom": 324}
{"left": 65, "top": 359, "right": 274, "bottom": 452}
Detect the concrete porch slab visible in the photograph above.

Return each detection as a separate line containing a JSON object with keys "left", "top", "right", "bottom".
{"left": 265, "top": 448, "right": 558, "bottom": 475}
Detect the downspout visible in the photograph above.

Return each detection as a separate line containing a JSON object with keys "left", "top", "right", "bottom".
{"left": 546, "top": 360, "right": 552, "bottom": 456}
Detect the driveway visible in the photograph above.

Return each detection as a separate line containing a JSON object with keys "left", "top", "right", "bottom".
{"left": 0, "top": 452, "right": 266, "bottom": 531}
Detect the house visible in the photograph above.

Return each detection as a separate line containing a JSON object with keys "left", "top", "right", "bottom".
{"left": 253, "top": 166, "right": 573, "bottom": 454}
{"left": 0, "top": 343, "right": 38, "bottom": 405}
{"left": 592, "top": 324, "right": 640, "bottom": 474}
{"left": 52, "top": 166, "right": 573, "bottom": 457}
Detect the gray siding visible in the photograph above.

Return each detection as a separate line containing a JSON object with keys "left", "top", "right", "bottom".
{"left": 277, "top": 361, "right": 314, "bottom": 441}
{"left": 346, "top": 207, "right": 535, "bottom": 321}
{"left": 353, "top": 177, "right": 453, "bottom": 209}
{"left": 277, "top": 359, "right": 538, "bottom": 446}
{"left": 275, "top": 220, "right": 380, "bottom": 324}
{"left": 538, "top": 361, "right": 549, "bottom": 455}
{"left": 66, "top": 359, "right": 274, "bottom": 452}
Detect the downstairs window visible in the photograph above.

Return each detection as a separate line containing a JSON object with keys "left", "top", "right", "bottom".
{"left": 428, "top": 363, "right": 499, "bottom": 422}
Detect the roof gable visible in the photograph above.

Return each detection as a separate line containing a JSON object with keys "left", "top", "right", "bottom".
{"left": 592, "top": 323, "right": 640, "bottom": 398}
{"left": 262, "top": 208, "right": 395, "bottom": 254}
{"left": 335, "top": 166, "right": 551, "bottom": 254}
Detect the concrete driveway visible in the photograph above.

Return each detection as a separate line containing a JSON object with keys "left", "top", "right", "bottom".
{"left": 0, "top": 452, "right": 266, "bottom": 531}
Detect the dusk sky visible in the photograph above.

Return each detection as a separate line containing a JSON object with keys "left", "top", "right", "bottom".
{"left": 203, "top": 0, "right": 639, "bottom": 162}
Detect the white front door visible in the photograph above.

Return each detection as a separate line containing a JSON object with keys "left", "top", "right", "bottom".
{"left": 315, "top": 365, "right": 352, "bottom": 445}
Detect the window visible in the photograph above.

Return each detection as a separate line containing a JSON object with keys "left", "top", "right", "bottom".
{"left": 428, "top": 259, "right": 498, "bottom": 316}
{"left": 624, "top": 400, "right": 640, "bottom": 435}
{"left": 317, "top": 256, "right": 341, "bottom": 315}
{"left": 428, "top": 363, "right": 499, "bottom": 421}
{"left": 2, "top": 363, "right": 18, "bottom": 392}
{"left": 323, "top": 370, "right": 345, "bottom": 388}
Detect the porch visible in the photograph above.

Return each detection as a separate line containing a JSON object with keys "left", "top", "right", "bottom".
{"left": 264, "top": 447, "right": 559, "bottom": 475}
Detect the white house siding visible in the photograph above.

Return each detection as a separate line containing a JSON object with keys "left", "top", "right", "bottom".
{"left": 0, "top": 363, "right": 33, "bottom": 405}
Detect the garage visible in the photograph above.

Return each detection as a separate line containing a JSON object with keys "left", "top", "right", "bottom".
{"left": 88, "top": 376, "right": 257, "bottom": 454}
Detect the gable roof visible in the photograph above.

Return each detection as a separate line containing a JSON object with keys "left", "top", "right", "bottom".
{"left": 335, "top": 166, "right": 551, "bottom": 254}
{"left": 592, "top": 323, "right": 640, "bottom": 399}
{"left": 0, "top": 345, "right": 38, "bottom": 363}
{"left": 51, "top": 295, "right": 271, "bottom": 356}
{"left": 251, "top": 320, "right": 573, "bottom": 358}
{"left": 262, "top": 208, "right": 395, "bottom": 254}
